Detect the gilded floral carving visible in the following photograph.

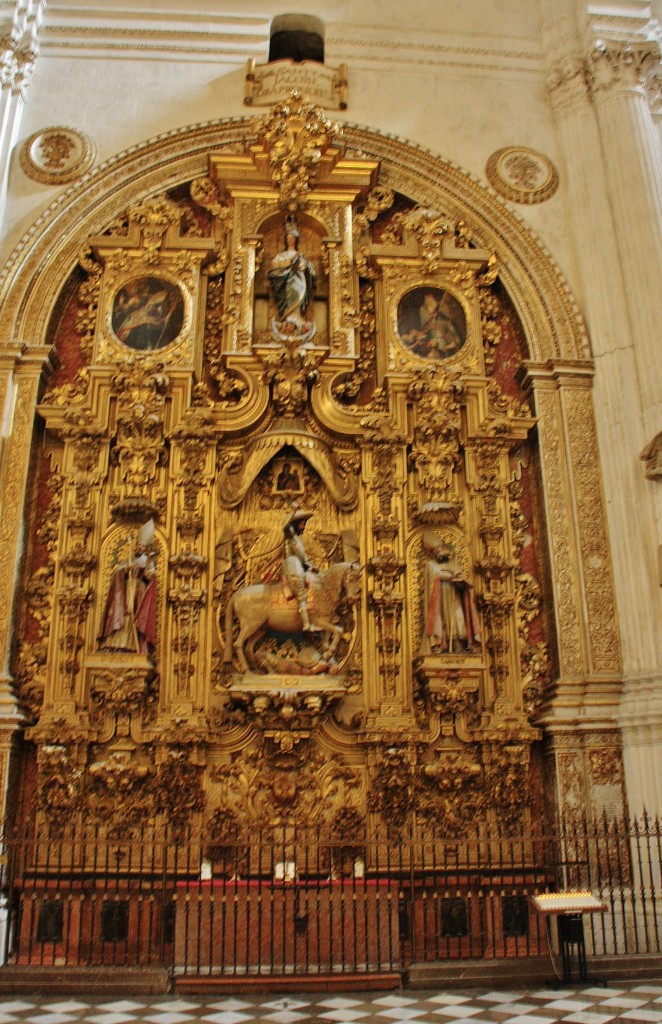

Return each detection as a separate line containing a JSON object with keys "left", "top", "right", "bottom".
{"left": 87, "top": 753, "right": 155, "bottom": 831}
{"left": 253, "top": 92, "right": 341, "bottom": 208}
{"left": 153, "top": 751, "right": 205, "bottom": 834}
{"left": 259, "top": 343, "right": 325, "bottom": 417}
{"left": 408, "top": 368, "right": 463, "bottom": 510}
{"left": 420, "top": 749, "right": 484, "bottom": 830}
{"left": 565, "top": 390, "right": 620, "bottom": 673}
{"left": 589, "top": 747, "right": 623, "bottom": 786}
{"left": 534, "top": 391, "right": 583, "bottom": 676}
{"left": 368, "top": 745, "right": 416, "bottom": 832}
{"left": 484, "top": 743, "right": 530, "bottom": 830}
{"left": 14, "top": 467, "right": 63, "bottom": 718}
{"left": 126, "top": 196, "right": 186, "bottom": 265}
{"left": 37, "top": 744, "right": 83, "bottom": 836}
{"left": 109, "top": 359, "right": 170, "bottom": 518}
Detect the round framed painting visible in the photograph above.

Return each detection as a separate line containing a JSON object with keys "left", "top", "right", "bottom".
{"left": 111, "top": 277, "right": 184, "bottom": 351}
{"left": 397, "top": 286, "right": 466, "bottom": 360}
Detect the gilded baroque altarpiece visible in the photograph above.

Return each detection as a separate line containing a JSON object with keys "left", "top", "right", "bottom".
{"left": 7, "top": 97, "right": 625, "bottom": 854}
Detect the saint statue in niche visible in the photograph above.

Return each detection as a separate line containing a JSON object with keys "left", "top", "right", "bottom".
{"left": 98, "top": 519, "right": 157, "bottom": 657}
{"left": 419, "top": 532, "right": 481, "bottom": 656}
{"left": 268, "top": 216, "right": 317, "bottom": 342}
{"left": 111, "top": 277, "right": 184, "bottom": 351}
{"left": 398, "top": 286, "right": 466, "bottom": 359}
{"left": 261, "top": 508, "right": 320, "bottom": 633}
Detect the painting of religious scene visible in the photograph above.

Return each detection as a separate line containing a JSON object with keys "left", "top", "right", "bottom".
{"left": 397, "top": 286, "right": 466, "bottom": 359}
{"left": 273, "top": 457, "right": 304, "bottom": 496}
{"left": 111, "top": 277, "right": 184, "bottom": 351}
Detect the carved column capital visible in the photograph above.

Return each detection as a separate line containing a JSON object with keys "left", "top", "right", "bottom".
{"left": 0, "top": 38, "right": 37, "bottom": 97}
{"left": 0, "top": 0, "right": 43, "bottom": 98}
{"left": 640, "top": 431, "right": 662, "bottom": 481}
{"left": 587, "top": 38, "right": 661, "bottom": 99}
{"left": 518, "top": 358, "right": 595, "bottom": 393}
{"left": 644, "top": 65, "right": 662, "bottom": 118}
{"left": 546, "top": 53, "right": 591, "bottom": 116}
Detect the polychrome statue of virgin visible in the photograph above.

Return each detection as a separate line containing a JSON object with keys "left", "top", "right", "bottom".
{"left": 268, "top": 216, "right": 316, "bottom": 342}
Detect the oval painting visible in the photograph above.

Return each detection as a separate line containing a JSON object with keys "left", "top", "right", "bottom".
{"left": 112, "top": 277, "right": 184, "bottom": 351}
{"left": 397, "top": 286, "right": 466, "bottom": 359}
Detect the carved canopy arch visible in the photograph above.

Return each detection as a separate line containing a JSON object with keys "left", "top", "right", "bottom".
{"left": 0, "top": 118, "right": 587, "bottom": 366}
{"left": 217, "top": 429, "right": 359, "bottom": 511}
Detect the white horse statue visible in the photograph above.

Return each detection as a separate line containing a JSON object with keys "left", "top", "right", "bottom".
{"left": 223, "top": 561, "right": 361, "bottom": 673}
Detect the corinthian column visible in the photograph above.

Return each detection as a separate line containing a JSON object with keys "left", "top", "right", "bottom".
{"left": 586, "top": 30, "right": 662, "bottom": 818}
{"left": 0, "top": 1, "right": 43, "bottom": 229}
{"left": 540, "top": 1, "right": 662, "bottom": 816}
{"left": 587, "top": 37, "right": 662, "bottom": 441}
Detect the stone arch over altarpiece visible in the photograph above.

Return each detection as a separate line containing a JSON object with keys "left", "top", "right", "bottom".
{"left": 0, "top": 115, "right": 623, "bottom": 830}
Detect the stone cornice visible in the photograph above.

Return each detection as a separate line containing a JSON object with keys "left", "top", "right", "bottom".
{"left": 583, "top": 1, "right": 660, "bottom": 46}
{"left": 326, "top": 28, "right": 541, "bottom": 76}
{"left": 38, "top": 3, "right": 543, "bottom": 75}
{"left": 40, "top": 4, "right": 270, "bottom": 62}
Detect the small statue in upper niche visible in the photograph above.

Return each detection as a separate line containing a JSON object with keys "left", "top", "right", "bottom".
{"left": 268, "top": 216, "right": 317, "bottom": 342}
{"left": 419, "top": 532, "right": 480, "bottom": 656}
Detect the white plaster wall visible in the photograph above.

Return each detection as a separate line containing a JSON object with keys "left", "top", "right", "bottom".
{"left": 2, "top": 0, "right": 579, "bottom": 299}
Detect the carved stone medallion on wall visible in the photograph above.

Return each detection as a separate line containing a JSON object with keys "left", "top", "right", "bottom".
{"left": 486, "top": 147, "right": 559, "bottom": 205}
{"left": 20, "top": 126, "right": 96, "bottom": 185}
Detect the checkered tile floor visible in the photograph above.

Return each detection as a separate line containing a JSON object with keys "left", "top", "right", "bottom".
{"left": 0, "top": 985, "right": 660, "bottom": 1024}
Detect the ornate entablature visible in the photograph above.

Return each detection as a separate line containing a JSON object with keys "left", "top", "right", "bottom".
{"left": 17, "top": 94, "right": 559, "bottom": 847}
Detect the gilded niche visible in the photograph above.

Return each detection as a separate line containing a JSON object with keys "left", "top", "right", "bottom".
{"left": 17, "top": 96, "right": 551, "bottom": 844}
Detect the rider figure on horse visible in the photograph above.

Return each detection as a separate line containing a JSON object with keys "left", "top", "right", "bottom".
{"left": 282, "top": 508, "right": 320, "bottom": 632}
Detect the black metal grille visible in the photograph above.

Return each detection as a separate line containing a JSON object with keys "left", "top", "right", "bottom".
{"left": 1, "top": 814, "right": 659, "bottom": 977}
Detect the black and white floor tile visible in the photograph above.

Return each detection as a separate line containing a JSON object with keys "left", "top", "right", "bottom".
{"left": 0, "top": 984, "right": 660, "bottom": 1024}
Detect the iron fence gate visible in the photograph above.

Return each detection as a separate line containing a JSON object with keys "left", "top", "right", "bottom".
{"left": 1, "top": 815, "right": 660, "bottom": 978}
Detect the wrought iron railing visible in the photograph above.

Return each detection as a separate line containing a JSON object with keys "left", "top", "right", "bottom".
{"left": 0, "top": 814, "right": 659, "bottom": 977}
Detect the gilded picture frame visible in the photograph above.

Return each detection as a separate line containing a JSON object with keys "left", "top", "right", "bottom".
{"left": 110, "top": 276, "right": 185, "bottom": 353}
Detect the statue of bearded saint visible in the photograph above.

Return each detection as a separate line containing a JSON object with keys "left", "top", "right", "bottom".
{"left": 98, "top": 519, "right": 157, "bottom": 657}
{"left": 268, "top": 216, "right": 317, "bottom": 342}
{"left": 419, "top": 533, "right": 481, "bottom": 656}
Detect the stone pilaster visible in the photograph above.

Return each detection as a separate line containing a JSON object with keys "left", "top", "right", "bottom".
{"left": 0, "top": 345, "right": 51, "bottom": 826}
{"left": 522, "top": 359, "right": 625, "bottom": 820}
{"left": 521, "top": 362, "right": 621, "bottom": 690}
